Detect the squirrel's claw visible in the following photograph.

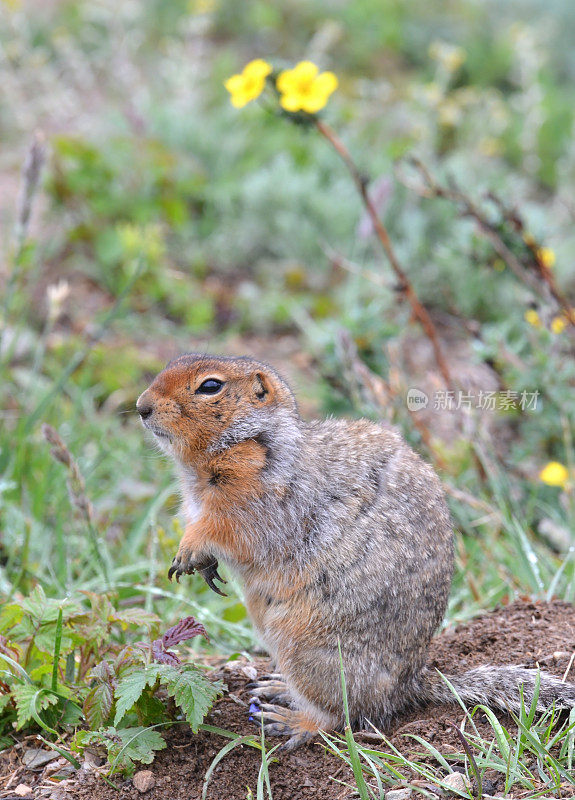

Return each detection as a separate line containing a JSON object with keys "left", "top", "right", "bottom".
{"left": 168, "top": 556, "right": 191, "bottom": 583}
{"left": 199, "top": 561, "right": 228, "bottom": 597}
{"left": 167, "top": 554, "right": 227, "bottom": 596}
{"left": 246, "top": 676, "right": 291, "bottom": 705}
{"left": 249, "top": 702, "right": 318, "bottom": 750}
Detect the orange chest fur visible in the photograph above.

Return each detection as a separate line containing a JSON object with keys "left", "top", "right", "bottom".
{"left": 180, "top": 438, "right": 268, "bottom": 560}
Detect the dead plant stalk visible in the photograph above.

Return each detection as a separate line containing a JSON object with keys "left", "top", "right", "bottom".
{"left": 408, "top": 157, "right": 575, "bottom": 328}
{"left": 315, "top": 120, "right": 454, "bottom": 390}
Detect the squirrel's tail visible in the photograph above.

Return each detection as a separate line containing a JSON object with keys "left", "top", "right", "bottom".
{"left": 418, "top": 665, "right": 575, "bottom": 714}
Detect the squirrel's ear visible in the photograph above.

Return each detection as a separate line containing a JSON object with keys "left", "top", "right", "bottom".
{"left": 252, "top": 371, "right": 275, "bottom": 403}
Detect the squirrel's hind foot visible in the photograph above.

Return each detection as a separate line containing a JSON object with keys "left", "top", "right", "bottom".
{"left": 246, "top": 675, "right": 291, "bottom": 705}
{"left": 249, "top": 702, "right": 331, "bottom": 750}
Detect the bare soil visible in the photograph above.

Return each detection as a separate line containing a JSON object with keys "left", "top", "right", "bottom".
{"left": 2, "top": 599, "right": 574, "bottom": 800}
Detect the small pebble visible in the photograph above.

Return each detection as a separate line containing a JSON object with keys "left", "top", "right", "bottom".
{"left": 23, "top": 748, "right": 59, "bottom": 768}
{"left": 133, "top": 770, "right": 156, "bottom": 793}
{"left": 386, "top": 789, "right": 412, "bottom": 800}
{"left": 223, "top": 659, "right": 244, "bottom": 672}
{"left": 241, "top": 665, "right": 258, "bottom": 681}
{"left": 14, "top": 785, "right": 33, "bottom": 798}
{"left": 442, "top": 771, "right": 471, "bottom": 793}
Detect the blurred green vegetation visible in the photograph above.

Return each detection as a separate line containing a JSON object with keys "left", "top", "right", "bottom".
{"left": 1, "top": 0, "right": 575, "bottom": 751}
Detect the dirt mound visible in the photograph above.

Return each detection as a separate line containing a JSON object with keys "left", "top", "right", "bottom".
{"left": 3, "top": 599, "right": 575, "bottom": 800}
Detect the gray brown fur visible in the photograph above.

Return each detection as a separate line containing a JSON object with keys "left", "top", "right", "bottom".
{"left": 137, "top": 354, "right": 575, "bottom": 746}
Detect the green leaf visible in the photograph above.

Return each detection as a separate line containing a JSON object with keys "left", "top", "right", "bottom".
{"left": 51, "top": 608, "right": 63, "bottom": 694}
{"left": 11, "top": 683, "right": 58, "bottom": 730}
{"left": 114, "top": 665, "right": 160, "bottom": 726}
{"left": 160, "top": 665, "right": 222, "bottom": 732}
{"left": 110, "top": 726, "right": 166, "bottom": 774}
{"left": 109, "top": 608, "right": 160, "bottom": 629}
{"left": 34, "top": 625, "right": 78, "bottom": 655}
{"left": 0, "top": 603, "right": 24, "bottom": 633}
{"left": 75, "top": 726, "right": 166, "bottom": 775}
{"left": 19, "top": 587, "right": 81, "bottom": 625}
{"left": 84, "top": 682, "right": 114, "bottom": 729}
{"left": 133, "top": 689, "right": 168, "bottom": 726}
{"left": 29, "top": 663, "right": 53, "bottom": 682}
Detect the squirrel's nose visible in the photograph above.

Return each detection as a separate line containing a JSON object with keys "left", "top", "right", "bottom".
{"left": 138, "top": 404, "right": 153, "bottom": 420}
{"left": 136, "top": 393, "right": 154, "bottom": 420}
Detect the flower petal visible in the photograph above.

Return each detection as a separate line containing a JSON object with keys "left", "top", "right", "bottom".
{"left": 314, "top": 71, "right": 338, "bottom": 95}
{"left": 292, "top": 60, "right": 319, "bottom": 81}
{"left": 244, "top": 58, "right": 272, "bottom": 79}
{"left": 280, "top": 93, "right": 303, "bottom": 112}
{"left": 539, "top": 461, "right": 569, "bottom": 487}
{"left": 277, "top": 69, "right": 296, "bottom": 93}
{"left": 224, "top": 74, "right": 243, "bottom": 93}
{"left": 299, "top": 93, "right": 327, "bottom": 113}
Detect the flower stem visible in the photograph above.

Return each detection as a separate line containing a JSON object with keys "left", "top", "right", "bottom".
{"left": 315, "top": 119, "right": 454, "bottom": 390}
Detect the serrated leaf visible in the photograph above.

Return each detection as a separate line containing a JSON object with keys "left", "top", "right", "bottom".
{"left": 11, "top": 683, "right": 58, "bottom": 730}
{"left": 110, "top": 726, "right": 166, "bottom": 773}
{"left": 29, "top": 663, "right": 53, "bottom": 682}
{"left": 134, "top": 690, "right": 168, "bottom": 725}
{"left": 113, "top": 665, "right": 160, "bottom": 726}
{"left": 84, "top": 681, "right": 114, "bottom": 729}
{"left": 162, "top": 616, "right": 208, "bottom": 648}
{"left": 151, "top": 639, "right": 181, "bottom": 666}
{"left": 19, "top": 585, "right": 49, "bottom": 620}
{"left": 20, "top": 587, "right": 81, "bottom": 625}
{"left": 160, "top": 665, "right": 222, "bottom": 732}
{"left": 115, "top": 645, "right": 144, "bottom": 674}
{"left": 34, "top": 625, "right": 78, "bottom": 655}
{"left": 71, "top": 726, "right": 166, "bottom": 775}
{"left": 0, "top": 603, "right": 24, "bottom": 633}
{"left": 110, "top": 608, "right": 161, "bottom": 629}
{"left": 81, "top": 591, "right": 115, "bottom": 624}
{"left": 70, "top": 727, "right": 101, "bottom": 753}
{"left": 89, "top": 660, "right": 115, "bottom": 683}
{"left": 150, "top": 616, "right": 208, "bottom": 666}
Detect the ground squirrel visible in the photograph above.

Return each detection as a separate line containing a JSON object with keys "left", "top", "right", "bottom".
{"left": 137, "top": 353, "right": 575, "bottom": 748}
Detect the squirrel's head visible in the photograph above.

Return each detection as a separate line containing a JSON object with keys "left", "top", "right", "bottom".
{"left": 136, "top": 354, "right": 299, "bottom": 461}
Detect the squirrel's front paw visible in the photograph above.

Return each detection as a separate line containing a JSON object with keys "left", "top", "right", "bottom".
{"left": 168, "top": 551, "right": 227, "bottom": 596}
{"left": 167, "top": 546, "right": 196, "bottom": 582}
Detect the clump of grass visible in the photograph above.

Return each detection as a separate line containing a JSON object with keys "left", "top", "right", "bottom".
{"left": 321, "top": 674, "right": 575, "bottom": 799}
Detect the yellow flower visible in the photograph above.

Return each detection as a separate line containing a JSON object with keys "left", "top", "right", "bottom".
{"left": 539, "top": 461, "right": 569, "bottom": 488}
{"left": 224, "top": 59, "right": 272, "bottom": 108}
{"left": 524, "top": 309, "right": 541, "bottom": 328}
{"left": 551, "top": 316, "right": 566, "bottom": 334}
{"left": 537, "top": 246, "right": 555, "bottom": 269}
{"left": 277, "top": 61, "right": 338, "bottom": 114}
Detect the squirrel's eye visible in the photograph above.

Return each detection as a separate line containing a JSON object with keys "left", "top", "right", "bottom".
{"left": 196, "top": 379, "right": 224, "bottom": 395}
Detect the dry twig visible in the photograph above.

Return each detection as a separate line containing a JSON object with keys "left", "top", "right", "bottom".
{"left": 404, "top": 157, "right": 575, "bottom": 328}
{"left": 315, "top": 120, "right": 454, "bottom": 389}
